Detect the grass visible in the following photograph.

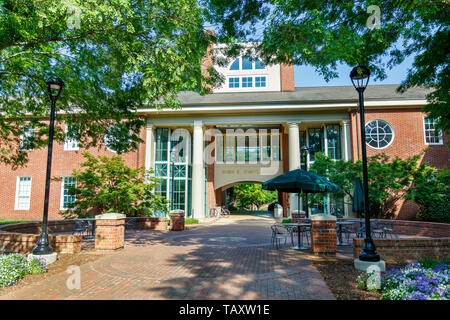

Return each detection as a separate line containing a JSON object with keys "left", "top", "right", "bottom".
{"left": 417, "top": 258, "right": 450, "bottom": 268}
{"left": 0, "top": 219, "right": 32, "bottom": 226}
{"left": 184, "top": 218, "right": 199, "bottom": 225}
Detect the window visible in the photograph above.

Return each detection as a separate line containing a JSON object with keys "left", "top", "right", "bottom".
{"left": 255, "top": 76, "right": 266, "bottom": 87}
{"left": 153, "top": 128, "right": 192, "bottom": 213}
{"left": 64, "top": 125, "right": 79, "bottom": 151}
{"left": 15, "top": 177, "right": 32, "bottom": 210}
{"left": 242, "top": 77, "right": 253, "bottom": 88}
{"left": 19, "top": 125, "right": 35, "bottom": 151}
{"left": 255, "top": 59, "right": 265, "bottom": 69}
{"left": 61, "top": 177, "right": 76, "bottom": 209}
{"left": 423, "top": 117, "right": 443, "bottom": 145}
{"left": 242, "top": 56, "right": 253, "bottom": 70}
{"left": 365, "top": 119, "right": 394, "bottom": 149}
{"left": 228, "top": 57, "right": 265, "bottom": 70}
{"left": 308, "top": 128, "right": 324, "bottom": 161}
{"left": 229, "top": 77, "right": 240, "bottom": 88}
{"left": 326, "top": 124, "right": 342, "bottom": 160}
{"left": 104, "top": 125, "right": 132, "bottom": 153}
{"left": 229, "top": 58, "right": 240, "bottom": 70}
{"left": 155, "top": 128, "right": 169, "bottom": 161}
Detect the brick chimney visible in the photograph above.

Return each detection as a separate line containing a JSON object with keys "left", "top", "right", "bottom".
{"left": 201, "top": 29, "right": 216, "bottom": 93}
{"left": 280, "top": 63, "right": 295, "bottom": 92}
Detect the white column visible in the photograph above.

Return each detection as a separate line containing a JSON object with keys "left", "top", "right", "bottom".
{"left": 341, "top": 120, "right": 351, "bottom": 161}
{"left": 192, "top": 121, "right": 204, "bottom": 219}
{"left": 144, "top": 123, "right": 154, "bottom": 181}
{"left": 288, "top": 122, "right": 300, "bottom": 214}
{"left": 340, "top": 120, "right": 353, "bottom": 217}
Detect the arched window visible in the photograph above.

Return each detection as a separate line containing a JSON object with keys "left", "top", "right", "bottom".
{"left": 104, "top": 125, "right": 132, "bottom": 153}
{"left": 365, "top": 119, "right": 394, "bottom": 149}
{"left": 229, "top": 58, "right": 240, "bottom": 70}
{"left": 228, "top": 57, "right": 266, "bottom": 70}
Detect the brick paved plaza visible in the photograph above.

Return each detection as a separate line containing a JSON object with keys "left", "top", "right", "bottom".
{"left": 0, "top": 215, "right": 335, "bottom": 300}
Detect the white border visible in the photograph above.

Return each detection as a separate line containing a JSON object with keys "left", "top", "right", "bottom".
{"left": 422, "top": 115, "right": 443, "bottom": 145}
{"left": 64, "top": 125, "right": 79, "bottom": 151}
{"left": 60, "top": 177, "right": 76, "bottom": 210}
{"left": 365, "top": 119, "right": 395, "bottom": 149}
{"left": 14, "top": 176, "right": 31, "bottom": 210}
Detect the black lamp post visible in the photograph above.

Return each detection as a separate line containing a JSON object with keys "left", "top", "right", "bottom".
{"left": 350, "top": 66, "right": 380, "bottom": 262}
{"left": 300, "top": 145, "right": 309, "bottom": 218}
{"left": 33, "top": 77, "right": 64, "bottom": 255}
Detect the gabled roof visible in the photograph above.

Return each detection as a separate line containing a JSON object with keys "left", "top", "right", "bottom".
{"left": 175, "top": 84, "right": 431, "bottom": 106}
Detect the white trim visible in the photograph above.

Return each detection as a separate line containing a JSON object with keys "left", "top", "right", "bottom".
{"left": 422, "top": 115, "right": 443, "bottom": 145}
{"left": 64, "top": 125, "right": 79, "bottom": 151}
{"left": 365, "top": 119, "right": 395, "bottom": 149}
{"left": 14, "top": 176, "right": 32, "bottom": 210}
{"left": 60, "top": 177, "right": 76, "bottom": 210}
{"left": 137, "top": 100, "right": 428, "bottom": 114}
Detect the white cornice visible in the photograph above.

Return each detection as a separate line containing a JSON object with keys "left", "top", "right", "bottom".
{"left": 136, "top": 99, "right": 427, "bottom": 115}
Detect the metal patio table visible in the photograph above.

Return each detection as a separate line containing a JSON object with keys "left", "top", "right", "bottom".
{"left": 284, "top": 222, "right": 311, "bottom": 250}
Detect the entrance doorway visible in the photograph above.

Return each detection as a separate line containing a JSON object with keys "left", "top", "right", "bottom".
{"left": 222, "top": 183, "right": 278, "bottom": 216}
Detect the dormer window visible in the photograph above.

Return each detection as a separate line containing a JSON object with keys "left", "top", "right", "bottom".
{"left": 242, "top": 77, "right": 253, "bottom": 88}
{"left": 228, "top": 57, "right": 266, "bottom": 71}
{"left": 229, "top": 77, "right": 240, "bottom": 88}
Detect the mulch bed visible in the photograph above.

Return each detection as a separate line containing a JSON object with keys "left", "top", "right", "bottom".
{"left": 311, "top": 255, "right": 405, "bottom": 300}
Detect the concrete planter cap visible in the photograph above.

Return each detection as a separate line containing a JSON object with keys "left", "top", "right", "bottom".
{"left": 95, "top": 212, "right": 126, "bottom": 220}
{"left": 310, "top": 213, "right": 337, "bottom": 221}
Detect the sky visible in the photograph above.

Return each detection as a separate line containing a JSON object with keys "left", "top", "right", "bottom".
{"left": 294, "top": 54, "right": 416, "bottom": 87}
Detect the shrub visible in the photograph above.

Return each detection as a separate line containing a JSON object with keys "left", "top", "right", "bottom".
{"left": 356, "top": 271, "right": 380, "bottom": 292}
{"left": 58, "top": 152, "right": 169, "bottom": 218}
{"left": 0, "top": 253, "right": 47, "bottom": 287}
{"left": 381, "top": 262, "right": 449, "bottom": 300}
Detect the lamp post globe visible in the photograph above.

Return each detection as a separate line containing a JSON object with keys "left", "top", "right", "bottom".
{"left": 350, "top": 66, "right": 380, "bottom": 262}
{"left": 32, "top": 77, "right": 64, "bottom": 256}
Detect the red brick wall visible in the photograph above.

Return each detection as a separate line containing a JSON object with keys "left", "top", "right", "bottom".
{"left": 349, "top": 107, "right": 449, "bottom": 219}
{"left": 350, "top": 107, "right": 449, "bottom": 168}
{"left": 280, "top": 63, "right": 295, "bottom": 92}
{"left": 353, "top": 238, "right": 450, "bottom": 264}
{"left": 0, "top": 121, "right": 147, "bottom": 221}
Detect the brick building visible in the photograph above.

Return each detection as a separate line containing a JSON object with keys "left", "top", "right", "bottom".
{"left": 0, "top": 45, "right": 448, "bottom": 221}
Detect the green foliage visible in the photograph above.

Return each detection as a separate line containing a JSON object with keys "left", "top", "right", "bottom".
{"left": 233, "top": 183, "right": 277, "bottom": 210}
{"left": 204, "top": 0, "right": 450, "bottom": 133}
{"left": 407, "top": 168, "right": 450, "bottom": 223}
{"left": 418, "top": 258, "right": 450, "bottom": 269}
{"left": 309, "top": 152, "right": 438, "bottom": 219}
{"left": 58, "top": 152, "right": 168, "bottom": 218}
{"left": 0, "top": 219, "right": 32, "bottom": 225}
{"left": 184, "top": 218, "right": 199, "bottom": 225}
{"left": 0, "top": 0, "right": 219, "bottom": 168}
{"left": 0, "top": 253, "right": 47, "bottom": 287}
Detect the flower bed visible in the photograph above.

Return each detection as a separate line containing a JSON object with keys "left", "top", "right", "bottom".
{"left": 0, "top": 253, "right": 47, "bottom": 287}
{"left": 380, "top": 261, "right": 449, "bottom": 300}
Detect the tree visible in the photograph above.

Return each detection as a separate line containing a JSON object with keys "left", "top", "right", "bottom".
{"left": 0, "top": 0, "right": 219, "bottom": 168}
{"left": 406, "top": 167, "right": 450, "bottom": 223}
{"left": 203, "top": 0, "right": 450, "bottom": 133}
{"left": 233, "top": 183, "right": 277, "bottom": 210}
{"left": 309, "top": 152, "right": 431, "bottom": 219}
{"left": 58, "top": 152, "right": 168, "bottom": 218}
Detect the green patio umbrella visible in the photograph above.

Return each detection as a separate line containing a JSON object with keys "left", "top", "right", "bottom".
{"left": 352, "top": 177, "right": 365, "bottom": 214}
{"left": 262, "top": 169, "right": 339, "bottom": 216}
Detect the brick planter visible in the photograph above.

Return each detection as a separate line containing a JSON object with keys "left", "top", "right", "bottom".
{"left": 169, "top": 210, "right": 185, "bottom": 231}
{"left": 310, "top": 214, "right": 337, "bottom": 255}
{"left": 95, "top": 213, "right": 125, "bottom": 250}
{"left": 291, "top": 210, "right": 306, "bottom": 223}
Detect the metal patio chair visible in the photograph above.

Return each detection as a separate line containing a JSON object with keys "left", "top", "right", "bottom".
{"left": 125, "top": 218, "right": 138, "bottom": 232}
{"left": 271, "top": 224, "right": 291, "bottom": 249}
{"left": 73, "top": 219, "right": 90, "bottom": 237}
